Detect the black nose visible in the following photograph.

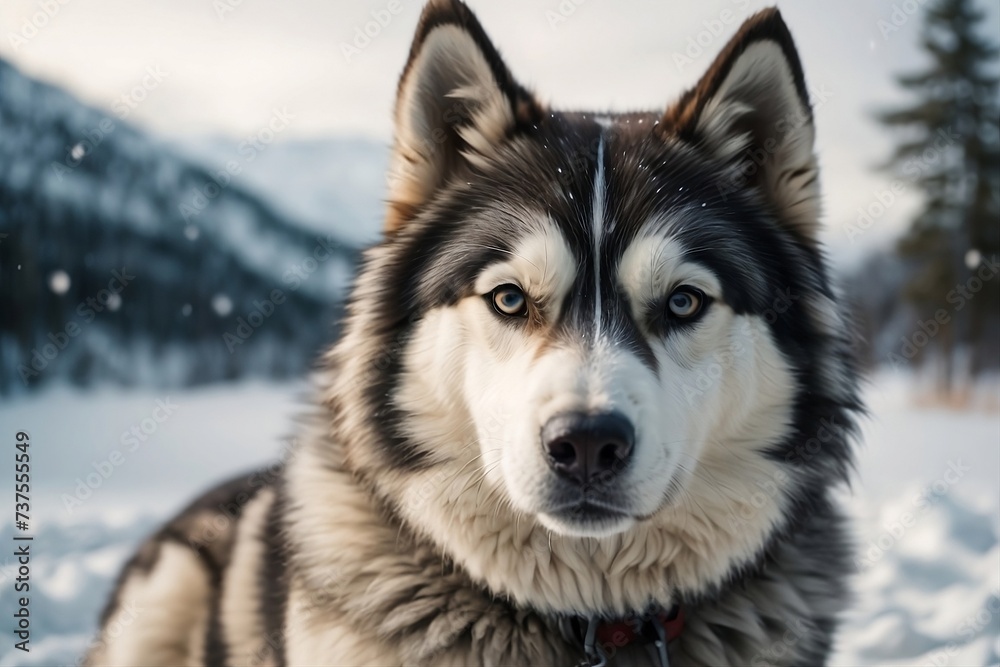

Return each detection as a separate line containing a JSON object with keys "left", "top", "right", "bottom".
{"left": 542, "top": 412, "right": 635, "bottom": 484}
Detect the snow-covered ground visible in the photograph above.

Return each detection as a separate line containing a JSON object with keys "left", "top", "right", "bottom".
{"left": 0, "top": 380, "right": 303, "bottom": 666}
{"left": 833, "top": 374, "right": 999, "bottom": 666}
{"left": 0, "top": 373, "right": 996, "bottom": 666}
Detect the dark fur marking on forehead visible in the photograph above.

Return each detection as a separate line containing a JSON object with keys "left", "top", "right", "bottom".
{"left": 364, "top": 107, "right": 848, "bottom": 474}
{"left": 391, "top": 110, "right": 818, "bottom": 363}
{"left": 391, "top": 107, "right": 826, "bottom": 324}
{"left": 554, "top": 290, "right": 659, "bottom": 374}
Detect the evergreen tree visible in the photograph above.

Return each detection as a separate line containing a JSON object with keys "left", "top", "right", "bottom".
{"left": 879, "top": 0, "right": 1000, "bottom": 391}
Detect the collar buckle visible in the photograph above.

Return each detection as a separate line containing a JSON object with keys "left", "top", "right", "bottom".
{"left": 579, "top": 606, "right": 681, "bottom": 667}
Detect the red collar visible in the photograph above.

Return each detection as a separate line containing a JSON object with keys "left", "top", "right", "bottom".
{"left": 582, "top": 606, "right": 683, "bottom": 666}
{"left": 595, "top": 606, "right": 684, "bottom": 647}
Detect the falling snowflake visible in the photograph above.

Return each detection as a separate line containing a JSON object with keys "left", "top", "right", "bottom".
{"left": 182, "top": 304, "right": 192, "bottom": 317}
{"left": 49, "top": 270, "right": 71, "bottom": 295}
{"left": 184, "top": 225, "right": 200, "bottom": 241}
{"left": 106, "top": 293, "right": 122, "bottom": 312}
{"left": 211, "top": 294, "right": 233, "bottom": 317}
{"left": 965, "top": 249, "right": 982, "bottom": 270}
{"left": 70, "top": 143, "right": 85, "bottom": 161}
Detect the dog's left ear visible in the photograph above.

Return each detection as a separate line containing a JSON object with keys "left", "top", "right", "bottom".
{"left": 661, "top": 8, "right": 820, "bottom": 243}
{"left": 385, "top": 0, "right": 540, "bottom": 235}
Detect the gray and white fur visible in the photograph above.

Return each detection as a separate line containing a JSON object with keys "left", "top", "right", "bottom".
{"left": 86, "top": 2, "right": 863, "bottom": 665}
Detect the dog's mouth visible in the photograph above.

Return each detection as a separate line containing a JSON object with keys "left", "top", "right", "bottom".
{"left": 538, "top": 496, "right": 635, "bottom": 536}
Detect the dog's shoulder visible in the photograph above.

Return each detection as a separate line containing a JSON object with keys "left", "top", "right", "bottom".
{"left": 84, "top": 472, "right": 277, "bottom": 665}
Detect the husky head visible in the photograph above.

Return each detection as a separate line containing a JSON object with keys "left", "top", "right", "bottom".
{"left": 324, "top": 0, "right": 859, "bottom": 613}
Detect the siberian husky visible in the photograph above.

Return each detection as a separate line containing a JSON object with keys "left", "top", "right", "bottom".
{"left": 88, "top": 1, "right": 861, "bottom": 665}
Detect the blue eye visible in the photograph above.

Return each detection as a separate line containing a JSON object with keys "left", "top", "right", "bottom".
{"left": 667, "top": 288, "right": 703, "bottom": 318}
{"left": 491, "top": 285, "right": 528, "bottom": 317}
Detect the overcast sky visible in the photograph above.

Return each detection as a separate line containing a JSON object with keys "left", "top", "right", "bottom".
{"left": 2, "top": 0, "right": 998, "bottom": 259}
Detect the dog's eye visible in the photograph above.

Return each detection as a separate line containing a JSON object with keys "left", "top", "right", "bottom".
{"left": 667, "top": 287, "right": 704, "bottom": 319}
{"left": 491, "top": 285, "right": 528, "bottom": 317}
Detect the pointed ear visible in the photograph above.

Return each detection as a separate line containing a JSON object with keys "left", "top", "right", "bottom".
{"left": 661, "top": 9, "right": 820, "bottom": 243}
{"left": 385, "top": 0, "right": 541, "bottom": 234}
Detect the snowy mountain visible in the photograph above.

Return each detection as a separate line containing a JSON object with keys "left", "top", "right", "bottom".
{"left": 0, "top": 59, "right": 368, "bottom": 394}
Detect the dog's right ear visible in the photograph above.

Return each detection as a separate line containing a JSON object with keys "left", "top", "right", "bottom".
{"left": 385, "top": 0, "right": 540, "bottom": 235}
